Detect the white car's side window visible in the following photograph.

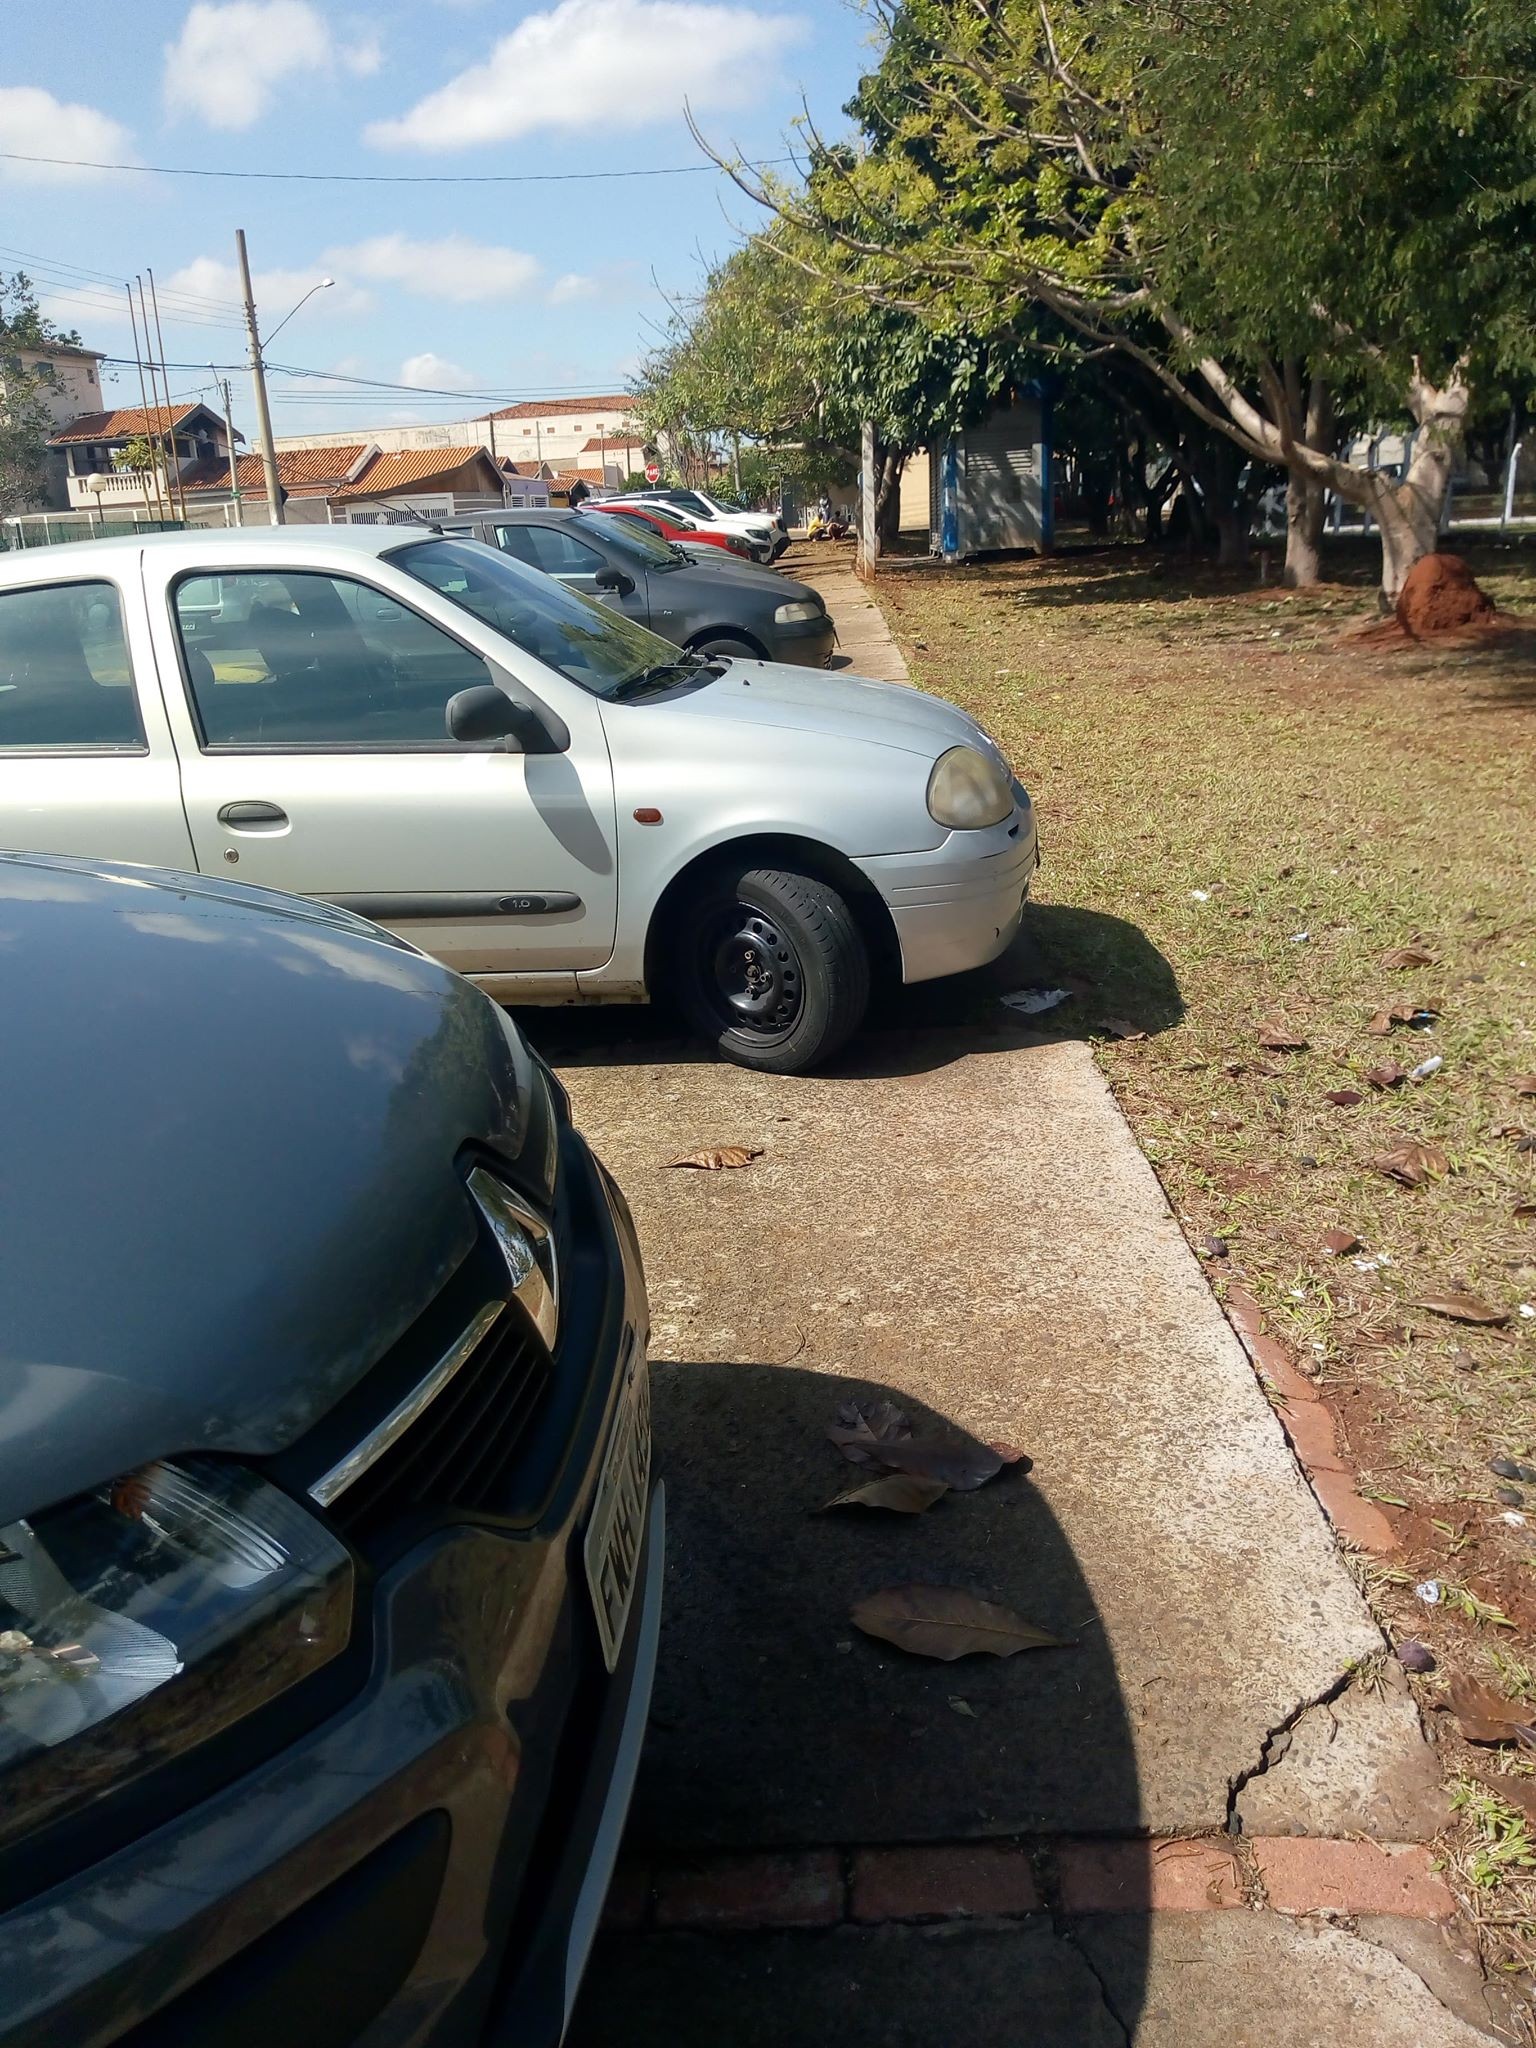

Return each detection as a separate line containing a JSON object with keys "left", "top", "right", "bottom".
{"left": 0, "top": 581, "right": 144, "bottom": 754}
{"left": 171, "top": 569, "right": 494, "bottom": 750}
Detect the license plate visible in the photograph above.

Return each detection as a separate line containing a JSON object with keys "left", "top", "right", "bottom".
{"left": 583, "top": 1346, "right": 651, "bottom": 1672}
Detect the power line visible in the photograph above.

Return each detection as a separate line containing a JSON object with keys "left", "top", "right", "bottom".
{"left": 0, "top": 243, "right": 244, "bottom": 313}
{"left": 0, "top": 149, "right": 795, "bottom": 186}
{"left": 99, "top": 352, "right": 637, "bottom": 405}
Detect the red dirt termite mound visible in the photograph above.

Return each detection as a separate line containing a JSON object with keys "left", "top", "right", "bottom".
{"left": 1395, "top": 552, "right": 1495, "bottom": 639}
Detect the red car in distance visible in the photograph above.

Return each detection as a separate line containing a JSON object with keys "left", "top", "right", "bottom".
{"left": 585, "top": 502, "right": 754, "bottom": 561}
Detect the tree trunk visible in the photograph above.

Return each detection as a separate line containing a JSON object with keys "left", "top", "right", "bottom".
{"left": 1367, "top": 365, "right": 1469, "bottom": 603}
{"left": 874, "top": 448, "right": 905, "bottom": 546}
{"left": 1283, "top": 473, "right": 1326, "bottom": 587}
{"left": 1213, "top": 504, "right": 1250, "bottom": 568}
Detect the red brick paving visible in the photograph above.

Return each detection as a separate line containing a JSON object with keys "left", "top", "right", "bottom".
{"left": 1057, "top": 1838, "right": 1244, "bottom": 1913}
{"left": 1225, "top": 1285, "right": 1398, "bottom": 1554}
{"left": 1253, "top": 1838, "right": 1453, "bottom": 1919}
{"left": 613, "top": 1837, "right": 1451, "bottom": 1931}
{"left": 652, "top": 1850, "right": 843, "bottom": 1930}
{"left": 850, "top": 1844, "right": 1040, "bottom": 1923}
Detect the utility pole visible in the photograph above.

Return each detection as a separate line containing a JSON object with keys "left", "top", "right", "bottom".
{"left": 124, "top": 283, "right": 168, "bottom": 523}
{"left": 235, "top": 228, "right": 284, "bottom": 525}
{"left": 146, "top": 271, "right": 187, "bottom": 521}
{"left": 214, "top": 370, "right": 243, "bottom": 525}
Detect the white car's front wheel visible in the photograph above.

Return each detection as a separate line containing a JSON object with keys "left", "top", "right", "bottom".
{"left": 673, "top": 864, "right": 870, "bottom": 1075}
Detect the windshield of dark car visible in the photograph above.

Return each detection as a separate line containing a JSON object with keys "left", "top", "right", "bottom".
{"left": 389, "top": 537, "right": 680, "bottom": 700}
{"left": 572, "top": 508, "right": 680, "bottom": 572}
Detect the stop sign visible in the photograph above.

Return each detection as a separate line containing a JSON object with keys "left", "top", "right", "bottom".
{"left": 645, "top": 462, "right": 661, "bottom": 483}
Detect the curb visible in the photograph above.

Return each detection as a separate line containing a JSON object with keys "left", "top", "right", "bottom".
{"left": 1225, "top": 1285, "right": 1399, "bottom": 1554}
{"left": 603, "top": 1837, "right": 1452, "bottom": 1933}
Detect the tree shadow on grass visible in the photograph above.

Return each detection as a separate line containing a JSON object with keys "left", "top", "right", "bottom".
{"left": 569, "top": 1360, "right": 1150, "bottom": 2048}
{"left": 519, "top": 904, "right": 1182, "bottom": 1083}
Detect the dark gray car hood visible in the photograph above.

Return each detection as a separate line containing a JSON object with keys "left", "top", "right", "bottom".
{"left": 0, "top": 854, "right": 525, "bottom": 1524}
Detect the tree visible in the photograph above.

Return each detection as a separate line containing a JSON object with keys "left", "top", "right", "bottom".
{"left": 709, "top": 0, "right": 1536, "bottom": 598}
{"left": 114, "top": 434, "right": 160, "bottom": 475}
{"left": 0, "top": 273, "right": 81, "bottom": 518}
{"left": 635, "top": 229, "right": 1036, "bottom": 559}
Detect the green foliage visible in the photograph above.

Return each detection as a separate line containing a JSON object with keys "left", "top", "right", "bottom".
{"left": 633, "top": 225, "right": 1035, "bottom": 484}
{"left": 0, "top": 272, "right": 83, "bottom": 517}
{"left": 114, "top": 435, "right": 159, "bottom": 474}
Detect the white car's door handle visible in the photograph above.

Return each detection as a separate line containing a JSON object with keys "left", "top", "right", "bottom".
{"left": 218, "top": 800, "right": 288, "bottom": 830}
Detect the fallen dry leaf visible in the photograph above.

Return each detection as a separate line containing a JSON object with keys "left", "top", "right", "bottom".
{"left": 1414, "top": 1293, "right": 1510, "bottom": 1327}
{"left": 1324, "top": 1089, "right": 1364, "bottom": 1107}
{"left": 667, "top": 1145, "right": 763, "bottom": 1171}
{"left": 1511, "top": 1075, "right": 1536, "bottom": 1098}
{"left": 1515, "top": 1202, "right": 1536, "bottom": 1223}
{"left": 851, "top": 1585, "right": 1069, "bottom": 1661}
{"left": 1257, "top": 1020, "right": 1309, "bottom": 1052}
{"left": 819, "top": 1473, "right": 948, "bottom": 1515}
{"left": 1383, "top": 945, "right": 1438, "bottom": 970}
{"left": 1367, "top": 1001, "right": 1437, "bottom": 1037}
{"left": 1356, "top": 1322, "right": 1409, "bottom": 1348}
{"left": 1321, "top": 1228, "right": 1362, "bottom": 1256}
{"left": 1365, "top": 1062, "right": 1408, "bottom": 1089}
{"left": 875, "top": 1436, "right": 1010, "bottom": 1491}
{"left": 1096, "top": 1017, "right": 1147, "bottom": 1041}
{"left": 827, "top": 1400, "right": 912, "bottom": 1467}
{"left": 1448, "top": 1676, "right": 1536, "bottom": 1749}
{"left": 1373, "top": 1141, "right": 1450, "bottom": 1187}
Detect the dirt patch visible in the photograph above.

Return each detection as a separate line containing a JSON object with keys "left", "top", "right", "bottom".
{"left": 1399, "top": 554, "right": 1497, "bottom": 637}
{"left": 1348, "top": 552, "right": 1513, "bottom": 650}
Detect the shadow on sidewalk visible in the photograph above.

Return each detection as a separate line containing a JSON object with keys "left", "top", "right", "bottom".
{"left": 569, "top": 1361, "right": 1152, "bottom": 2047}
{"left": 519, "top": 903, "right": 1181, "bottom": 1083}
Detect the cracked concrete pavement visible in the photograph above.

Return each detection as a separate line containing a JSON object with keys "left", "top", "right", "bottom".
{"left": 537, "top": 1016, "right": 1495, "bottom": 2041}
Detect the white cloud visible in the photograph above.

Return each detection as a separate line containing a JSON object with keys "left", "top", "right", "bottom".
{"left": 165, "top": 1, "right": 383, "bottom": 131}
{"left": 164, "top": 256, "right": 373, "bottom": 325}
{"left": 399, "top": 352, "right": 476, "bottom": 390}
{"left": 0, "top": 87, "right": 136, "bottom": 182}
{"left": 548, "top": 272, "right": 600, "bottom": 304}
{"left": 328, "top": 233, "right": 541, "bottom": 303}
{"left": 365, "top": 0, "right": 805, "bottom": 149}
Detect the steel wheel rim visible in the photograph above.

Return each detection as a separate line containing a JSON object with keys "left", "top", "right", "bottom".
{"left": 705, "top": 904, "right": 803, "bottom": 1040}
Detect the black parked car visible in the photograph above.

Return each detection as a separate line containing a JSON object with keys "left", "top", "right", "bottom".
{"left": 447, "top": 508, "right": 835, "bottom": 668}
{"left": 0, "top": 852, "right": 661, "bottom": 2048}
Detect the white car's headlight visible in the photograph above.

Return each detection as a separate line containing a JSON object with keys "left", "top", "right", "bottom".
{"left": 774, "top": 600, "right": 824, "bottom": 624}
{"left": 0, "top": 1460, "right": 351, "bottom": 1846}
{"left": 927, "top": 745, "right": 1015, "bottom": 829}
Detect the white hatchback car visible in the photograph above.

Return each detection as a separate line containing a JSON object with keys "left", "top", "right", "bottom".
{"left": 0, "top": 528, "right": 1037, "bottom": 1073}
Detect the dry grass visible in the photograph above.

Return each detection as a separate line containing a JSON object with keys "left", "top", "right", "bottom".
{"left": 864, "top": 535, "right": 1536, "bottom": 1511}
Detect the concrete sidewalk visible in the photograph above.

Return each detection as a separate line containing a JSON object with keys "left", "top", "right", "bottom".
{"left": 533, "top": 574, "right": 1512, "bottom": 2044}
{"left": 791, "top": 546, "right": 912, "bottom": 683}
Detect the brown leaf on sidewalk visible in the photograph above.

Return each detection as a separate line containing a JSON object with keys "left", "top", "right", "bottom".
{"left": 1096, "top": 1017, "right": 1147, "bottom": 1041}
{"left": 1257, "top": 1020, "right": 1309, "bottom": 1051}
{"left": 1414, "top": 1293, "right": 1510, "bottom": 1326}
{"left": 827, "top": 1399, "right": 912, "bottom": 1466}
{"left": 1324, "top": 1089, "right": 1364, "bottom": 1107}
{"left": 819, "top": 1473, "right": 948, "bottom": 1515}
{"left": 667, "top": 1144, "right": 763, "bottom": 1170}
{"left": 1321, "top": 1228, "right": 1362, "bottom": 1256}
{"left": 851, "top": 1585, "right": 1069, "bottom": 1661}
{"left": 1383, "top": 945, "right": 1438, "bottom": 969}
{"left": 1373, "top": 1141, "right": 1450, "bottom": 1186}
{"left": 1449, "top": 1676, "right": 1536, "bottom": 1749}
{"left": 1365, "top": 1062, "right": 1408, "bottom": 1089}
{"left": 876, "top": 1436, "right": 1008, "bottom": 1491}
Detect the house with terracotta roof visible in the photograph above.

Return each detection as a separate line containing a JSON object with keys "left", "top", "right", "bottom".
{"left": 272, "top": 393, "right": 642, "bottom": 476}
{"left": 329, "top": 445, "right": 513, "bottom": 523}
{"left": 178, "top": 443, "right": 374, "bottom": 524}
{"left": 47, "top": 402, "right": 239, "bottom": 515}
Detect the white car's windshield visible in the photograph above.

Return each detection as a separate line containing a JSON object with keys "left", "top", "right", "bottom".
{"left": 391, "top": 537, "right": 693, "bottom": 700}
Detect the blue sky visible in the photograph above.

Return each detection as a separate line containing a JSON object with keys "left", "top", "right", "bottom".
{"left": 1, "top": 0, "right": 878, "bottom": 436}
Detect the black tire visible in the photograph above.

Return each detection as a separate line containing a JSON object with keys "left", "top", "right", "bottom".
{"left": 672, "top": 864, "right": 870, "bottom": 1074}
{"left": 691, "top": 634, "right": 761, "bottom": 661}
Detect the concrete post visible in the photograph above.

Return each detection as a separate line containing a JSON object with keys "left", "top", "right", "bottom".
{"left": 858, "top": 420, "right": 878, "bottom": 580}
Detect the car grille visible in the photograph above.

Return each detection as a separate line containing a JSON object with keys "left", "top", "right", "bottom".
{"left": 321, "top": 1304, "right": 552, "bottom": 1544}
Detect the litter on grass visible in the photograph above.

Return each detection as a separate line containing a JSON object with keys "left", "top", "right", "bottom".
{"left": 1409, "top": 1055, "right": 1444, "bottom": 1083}
{"left": 1000, "top": 987, "right": 1071, "bottom": 1016}
{"left": 1415, "top": 1579, "right": 1443, "bottom": 1604}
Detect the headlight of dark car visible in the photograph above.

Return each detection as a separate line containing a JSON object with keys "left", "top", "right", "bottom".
{"left": 0, "top": 1459, "right": 351, "bottom": 1848}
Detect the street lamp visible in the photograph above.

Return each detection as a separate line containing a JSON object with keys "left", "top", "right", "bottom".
{"left": 264, "top": 276, "right": 334, "bottom": 347}
{"left": 235, "top": 230, "right": 334, "bottom": 526}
